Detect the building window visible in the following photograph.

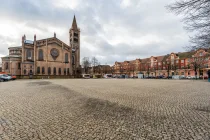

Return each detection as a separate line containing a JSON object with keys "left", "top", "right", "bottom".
{"left": 74, "top": 33, "right": 78, "bottom": 37}
{"left": 59, "top": 68, "right": 61, "bottom": 75}
{"left": 30, "top": 65, "right": 32, "bottom": 69}
{"left": 200, "top": 52, "right": 203, "bottom": 56}
{"left": 24, "top": 69, "right": 27, "bottom": 75}
{"left": 67, "top": 68, "right": 70, "bottom": 75}
{"left": 72, "top": 56, "right": 75, "bottom": 65}
{"left": 5, "top": 62, "right": 9, "bottom": 70}
{"left": 181, "top": 72, "right": 184, "bottom": 75}
{"left": 53, "top": 67, "right": 56, "bottom": 75}
{"left": 188, "top": 72, "right": 190, "bottom": 75}
{"left": 38, "top": 49, "right": 44, "bottom": 61}
{"left": 48, "top": 67, "right": 51, "bottom": 75}
{"left": 65, "top": 53, "right": 69, "bottom": 63}
{"left": 42, "top": 67, "right": 45, "bottom": 74}
{"left": 74, "top": 38, "right": 78, "bottom": 42}
{"left": 37, "top": 67, "right": 40, "bottom": 74}
{"left": 181, "top": 60, "right": 184, "bottom": 63}
{"left": 64, "top": 68, "right": 66, "bottom": 75}
{"left": 18, "top": 63, "right": 21, "bottom": 69}
{"left": 27, "top": 49, "right": 32, "bottom": 60}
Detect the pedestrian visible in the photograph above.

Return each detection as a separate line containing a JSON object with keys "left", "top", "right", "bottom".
{"left": 208, "top": 70, "right": 210, "bottom": 82}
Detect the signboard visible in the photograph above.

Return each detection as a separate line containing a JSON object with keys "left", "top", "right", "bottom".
{"left": 24, "top": 40, "right": 34, "bottom": 44}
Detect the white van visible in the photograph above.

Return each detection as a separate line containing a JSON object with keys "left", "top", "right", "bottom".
{"left": 104, "top": 74, "right": 112, "bottom": 78}
{"left": 82, "top": 74, "right": 90, "bottom": 79}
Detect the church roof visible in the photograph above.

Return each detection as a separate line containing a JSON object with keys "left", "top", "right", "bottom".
{"left": 72, "top": 15, "right": 78, "bottom": 29}
{"left": 1, "top": 55, "right": 21, "bottom": 58}
{"left": 8, "top": 46, "right": 22, "bottom": 49}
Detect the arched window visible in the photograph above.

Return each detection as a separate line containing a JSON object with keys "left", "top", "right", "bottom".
{"left": 27, "top": 49, "right": 32, "bottom": 59}
{"left": 18, "top": 63, "right": 21, "bottom": 69}
{"left": 48, "top": 67, "right": 51, "bottom": 75}
{"left": 65, "top": 53, "right": 69, "bottom": 63}
{"left": 59, "top": 68, "right": 61, "bottom": 75}
{"left": 38, "top": 49, "right": 44, "bottom": 60}
{"left": 64, "top": 68, "right": 66, "bottom": 75}
{"left": 72, "top": 56, "right": 75, "bottom": 65}
{"left": 42, "top": 67, "right": 45, "bottom": 74}
{"left": 53, "top": 67, "right": 56, "bottom": 75}
{"left": 5, "top": 62, "right": 9, "bottom": 70}
{"left": 37, "top": 67, "right": 40, "bottom": 74}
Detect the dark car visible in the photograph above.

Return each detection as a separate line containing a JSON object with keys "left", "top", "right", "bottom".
{"left": 167, "top": 76, "right": 172, "bottom": 79}
{"left": 0, "top": 76, "right": 4, "bottom": 82}
{"left": 158, "top": 75, "right": 164, "bottom": 79}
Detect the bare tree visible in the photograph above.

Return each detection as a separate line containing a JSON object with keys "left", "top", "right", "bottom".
{"left": 166, "top": 0, "right": 210, "bottom": 50}
{"left": 82, "top": 57, "right": 91, "bottom": 74}
{"left": 91, "top": 57, "right": 98, "bottom": 74}
{"left": 190, "top": 55, "right": 209, "bottom": 79}
{"left": 166, "top": 62, "right": 172, "bottom": 79}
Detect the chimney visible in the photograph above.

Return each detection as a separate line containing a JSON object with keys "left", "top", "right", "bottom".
{"left": 54, "top": 32, "right": 56, "bottom": 38}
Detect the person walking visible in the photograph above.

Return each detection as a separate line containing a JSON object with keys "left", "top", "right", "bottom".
{"left": 208, "top": 70, "right": 210, "bottom": 82}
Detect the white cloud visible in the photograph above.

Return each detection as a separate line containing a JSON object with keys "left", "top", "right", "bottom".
{"left": 0, "top": 0, "right": 190, "bottom": 65}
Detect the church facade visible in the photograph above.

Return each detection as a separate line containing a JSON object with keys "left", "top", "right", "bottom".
{"left": 1, "top": 16, "right": 80, "bottom": 78}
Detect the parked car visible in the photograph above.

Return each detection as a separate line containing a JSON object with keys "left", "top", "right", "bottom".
{"left": 7, "top": 74, "right": 17, "bottom": 80}
{"left": 82, "top": 74, "right": 90, "bottom": 79}
{"left": 0, "top": 74, "right": 12, "bottom": 81}
{"left": 158, "top": 75, "right": 164, "bottom": 79}
{"left": 186, "top": 76, "right": 191, "bottom": 79}
{"left": 166, "top": 76, "right": 172, "bottom": 79}
{"left": 180, "top": 75, "right": 186, "bottom": 79}
{"left": 199, "top": 75, "right": 208, "bottom": 79}
{"left": 0, "top": 76, "right": 4, "bottom": 82}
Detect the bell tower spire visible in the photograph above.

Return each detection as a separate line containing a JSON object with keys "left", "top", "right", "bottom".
{"left": 71, "top": 15, "right": 78, "bottom": 29}
{"left": 69, "top": 15, "right": 80, "bottom": 76}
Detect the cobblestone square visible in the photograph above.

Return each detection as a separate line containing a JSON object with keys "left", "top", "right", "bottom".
{"left": 0, "top": 79, "right": 210, "bottom": 140}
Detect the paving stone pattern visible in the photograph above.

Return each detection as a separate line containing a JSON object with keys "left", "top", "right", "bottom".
{"left": 0, "top": 79, "right": 210, "bottom": 140}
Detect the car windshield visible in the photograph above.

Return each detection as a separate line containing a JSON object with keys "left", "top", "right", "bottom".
{"left": 3, "top": 74, "right": 8, "bottom": 77}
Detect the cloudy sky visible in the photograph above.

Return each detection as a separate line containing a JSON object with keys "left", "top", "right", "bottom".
{"left": 0, "top": 0, "right": 190, "bottom": 65}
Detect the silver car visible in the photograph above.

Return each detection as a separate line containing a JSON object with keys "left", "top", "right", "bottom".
{"left": 0, "top": 74, "right": 12, "bottom": 81}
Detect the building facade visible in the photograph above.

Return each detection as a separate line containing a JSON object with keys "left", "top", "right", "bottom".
{"left": 114, "top": 49, "right": 210, "bottom": 78}
{"left": 1, "top": 16, "right": 81, "bottom": 78}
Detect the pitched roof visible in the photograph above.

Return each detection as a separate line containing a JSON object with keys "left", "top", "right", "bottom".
{"left": 177, "top": 51, "right": 195, "bottom": 59}
{"left": 156, "top": 55, "right": 165, "bottom": 62}
{"left": 162, "top": 55, "right": 170, "bottom": 62}
{"left": 141, "top": 58, "right": 150, "bottom": 63}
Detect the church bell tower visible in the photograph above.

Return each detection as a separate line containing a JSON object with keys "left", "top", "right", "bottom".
{"left": 69, "top": 15, "right": 80, "bottom": 75}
